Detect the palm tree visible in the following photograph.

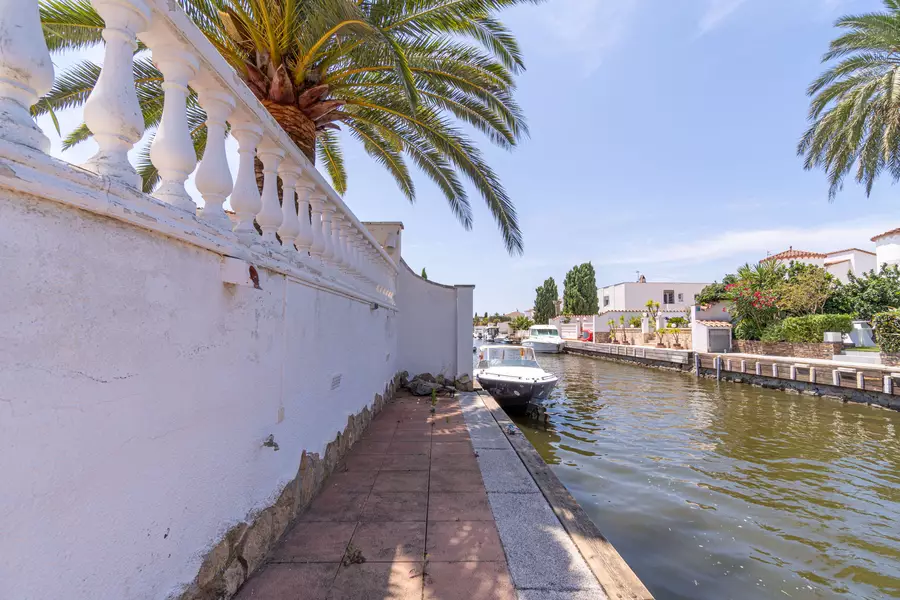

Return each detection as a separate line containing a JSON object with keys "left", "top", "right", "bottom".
{"left": 37, "top": 0, "right": 533, "bottom": 254}
{"left": 799, "top": 0, "right": 900, "bottom": 200}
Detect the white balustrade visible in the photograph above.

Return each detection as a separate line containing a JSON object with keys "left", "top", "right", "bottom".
{"left": 194, "top": 82, "right": 235, "bottom": 229}
{"left": 82, "top": 0, "right": 151, "bottom": 187}
{"left": 294, "top": 177, "right": 315, "bottom": 256}
{"left": 309, "top": 194, "right": 326, "bottom": 260}
{"left": 2, "top": 0, "right": 396, "bottom": 305}
{"left": 229, "top": 119, "right": 263, "bottom": 242}
{"left": 0, "top": 0, "right": 54, "bottom": 151}
{"left": 256, "top": 138, "right": 285, "bottom": 247}
{"left": 277, "top": 162, "right": 301, "bottom": 255}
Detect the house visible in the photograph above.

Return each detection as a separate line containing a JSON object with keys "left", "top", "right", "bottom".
{"left": 872, "top": 228, "right": 900, "bottom": 268}
{"left": 760, "top": 246, "right": 876, "bottom": 283}
{"left": 597, "top": 280, "right": 710, "bottom": 313}
{"left": 505, "top": 310, "right": 526, "bottom": 319}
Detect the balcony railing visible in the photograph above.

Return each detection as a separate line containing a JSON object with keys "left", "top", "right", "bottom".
{"left": 0, "top": 0, "right": 396, "bottom": 305}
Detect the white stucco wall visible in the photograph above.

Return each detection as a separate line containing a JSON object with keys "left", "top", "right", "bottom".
{"left": 396, "top": 260, "right": 473, "bottom": 380}
{"left": 876, "top": 235, "right": 900, "bottom": 268}
{"left": 1, "top": 191, "right": 398, "bottom": 600}
{"left": 599, "top": 282, "right": 709, "bottom": 312}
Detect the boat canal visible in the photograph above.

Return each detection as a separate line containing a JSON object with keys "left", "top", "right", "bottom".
{"left": 495, "top": 350, "right": 900, "bottom": 600}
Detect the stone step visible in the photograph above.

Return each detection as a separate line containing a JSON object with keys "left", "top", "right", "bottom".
{"left": 833, "top": 353, "right": 882, "bottom": 365}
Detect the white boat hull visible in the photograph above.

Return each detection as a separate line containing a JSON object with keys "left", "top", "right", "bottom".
{"left": 522, "top": 340, "right": 563, "bottom": 353}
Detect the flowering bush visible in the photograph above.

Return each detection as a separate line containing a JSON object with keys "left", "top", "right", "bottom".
{"left": 725, "top": 281, "right": 780, "bottom": 337}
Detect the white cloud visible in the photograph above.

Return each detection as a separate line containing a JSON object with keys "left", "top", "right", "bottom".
{"left": 537, "top": 0, "right": 639, "bottom": 76}
{"left": 697, "top": 0, "right": 748, "bottom": 36}
{"left": 597, "top": 216, "right": 894, "bottom": 267}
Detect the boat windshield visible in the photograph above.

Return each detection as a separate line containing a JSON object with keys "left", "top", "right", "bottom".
{"left": 529, "top": 328, "right": 558, "bottom": 337}
{"left": 476, "top": 347, "right": 540, "bottom": 369}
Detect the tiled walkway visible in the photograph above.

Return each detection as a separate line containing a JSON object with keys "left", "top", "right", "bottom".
{"left": 235, "top": 394, "right": 516, "bottom": 600}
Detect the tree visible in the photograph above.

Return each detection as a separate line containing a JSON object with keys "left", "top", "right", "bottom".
{"left": 827, "top": 264, "right": 900, "bottom": 320}
{"left": 562, "top": 262, "right": 599, "bottom": 315}
{"left": 798, "top": 0, "right": 900, "bottom": 200}
{"left": 777, "top": 263, "right": 839, "bottom": 316}
{"left": 533, "top": 277, "right": 558, "bottom": 324}
{"left": 38, "top": 0, "right": 535, "bottom": 254}
{"left": 420, "top": 267, "right": 428, "bottom": 280}
{"left": 509, "top": 315, "right": 533, "bottom": 331}
{"left": 726, "top": 261, "right": 785, "bottom": 339}
{"left": 696, "top": 273, "right": 738, "bottom": 305}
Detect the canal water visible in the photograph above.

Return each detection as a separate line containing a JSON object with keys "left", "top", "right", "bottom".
{"left": 499, "top": 351, "right": 900, "bottom": 600}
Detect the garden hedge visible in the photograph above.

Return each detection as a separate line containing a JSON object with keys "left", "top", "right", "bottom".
{"left": 780, "top": 314, "right": 852, "bottom": 343}
{"left": 873, "top": 310, "right": 900, "bottom": 353}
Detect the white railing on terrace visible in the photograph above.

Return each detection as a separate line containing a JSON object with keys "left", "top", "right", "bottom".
{"left": 0, "top": 0, "right": 396, "bottom": 305}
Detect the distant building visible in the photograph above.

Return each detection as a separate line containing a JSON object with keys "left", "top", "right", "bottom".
{"left": 505, "top": 310, "right": 525, "bottom": 319}
{"left": 760, "top": 246, "right": 876, "bottom": 283}
{"left": 872, "top": 228, "right": 900, "bottom": 268}
{"left": 597, "top": 281, "right": 710, "bottom": 313}
{"left": 524, "top": 308, "right": 535, "bottom": 320}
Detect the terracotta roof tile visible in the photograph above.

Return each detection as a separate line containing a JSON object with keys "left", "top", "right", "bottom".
{"left": 872, "top": 227, "right": 900, "bottom": 242}
{"left": 826, "top": 247, "right": 875, "bottom": 256}
{"left": 760, "top": 248, "right": 827, "bottom": 262}
{"left": 824, "top": 258, "right": 850, "bottom": 266}
{"left": 696, "top": 320, "right": 733, "bottom": 328}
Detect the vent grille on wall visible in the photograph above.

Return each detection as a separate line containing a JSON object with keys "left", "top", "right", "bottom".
{"left": 331, "top": 374, "right": 342, "bottom": 390}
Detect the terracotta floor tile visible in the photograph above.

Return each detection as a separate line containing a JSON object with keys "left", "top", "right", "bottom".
{"left": 426, "top": 521, "right": 504, "bottom": 562}
{"left": 396, "top": 419, "right": 433, "bottom": 431}
{"left": 392, "top": 429, "right": 432, "bottom": 441}
{"left": 429, "top": 469, "right": 485, "bottom": 493}
{"left": 234, "top": 563, "right": 338, "bottom": 600}
{"left": 350, "top": 521, "right": 426, "bottom": 562}
{"left": 300, "top": 490, "right": 368, "bottom": 522}
{"left": 427, "top": 492, "right": 492, "bottom": 522}
{"left": 271, "top": 522, "right": 356, "bottom": 563}
{"left": 354, "top": 440, "right": 391, "bottom": 455}
{"left": 328, "top": 561, "right": 424, "bottom": 600}
{"left": 422, "top": 561, "right": 515, "bottom": 600}
{"left": 387, "top": 441, "right": 431, "bottom": 455}
{"left": 321, "top": 470, "right": 377, "bottom": 493}
{"left": 373, "top": 470, "right": 429, "bottom": 493}
{"left": 361, "top": 491, "right": 428, "bottom": 522}
{"left": 380, "top": 454, "right": 430, "bottom": 471}
{"left": 340, "top": 454, "right": 384, "bottom": 472}
{"left": 430, "top": 453, "right": 480, "bottom": 472}
{"left": 432, "top": 441, "right": 474, "bottom": 456}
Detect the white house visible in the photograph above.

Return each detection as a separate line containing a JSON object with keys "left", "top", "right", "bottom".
{"left": 598, "top": 280, "right": 710, "bottom": 313}
{"left": 873, "top": 227, "right": 900, "bottom": 268}
{"left": 760, "top": 247, "right": 877, "bottom": 283}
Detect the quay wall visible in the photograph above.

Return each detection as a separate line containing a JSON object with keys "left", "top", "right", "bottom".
{"left": 733, "top": 340, "right": 843, "bottom": 360}
{"left": 564, "top": 341, "right": 693, "bottom": 372}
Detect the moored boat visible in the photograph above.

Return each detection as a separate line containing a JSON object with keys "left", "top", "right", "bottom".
{"left": 474, "top": 345, "right": 558, "bottom": 410}
{"left": 521, "top": 325, "right": 563, "bottom": 353}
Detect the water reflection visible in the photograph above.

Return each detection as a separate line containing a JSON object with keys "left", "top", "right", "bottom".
{"left": 509, "top": 353, "right": 900, "bottom": 600}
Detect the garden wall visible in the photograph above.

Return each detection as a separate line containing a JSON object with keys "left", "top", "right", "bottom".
{"left": 732, "top": 340, "right": 843, "bottom": 360}
{"left": 608, "top": 328, "right": 693, "bottom": 349}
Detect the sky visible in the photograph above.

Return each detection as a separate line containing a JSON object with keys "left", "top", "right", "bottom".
{"left": 38, "top": 0, "right": 900, "bottom": 315}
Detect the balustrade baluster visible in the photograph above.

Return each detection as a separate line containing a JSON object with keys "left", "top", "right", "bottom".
{"left": 320, "top": 203, "right": 336, "bottom": 265}
{"left": 144, "top": 33, "right": 199, "bottom": 211}
{"left": 0, "top": 0, "right": 54, "bottom": 151}
{"left": 294, "top": 177, "right": 315, "bottom": 257}
{"left": 330, "top": 213, "right": 345, "bottom": 269}
{"left": 82, "top": 0, "right": 151, "bottom": 187}
{"left": 229, "top": 119, "right": 263, "bottom": 242}
{"left": 194, "top": 84, "right": 235, "bottom": 229}
{"left": 277, "top": 162, "right": 301, "bottom": 255}
{"left": 309, "top": 194, "right": 326, "bottom": 261}
{"left": 256, "top": 139, "right": 284, "bottom": 247}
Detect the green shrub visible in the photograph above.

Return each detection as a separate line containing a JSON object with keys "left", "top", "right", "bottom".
{"left": 873, "top": 310, "right": 900, "bottom": 353}
{"left": 733, "top": 320, "right": 760, "bottom": 340}
{"left": 760, "top": 322, "right": 785, "bottom": 342}
{"left": 780, "top": 314, "right": 852, "bottom": 343}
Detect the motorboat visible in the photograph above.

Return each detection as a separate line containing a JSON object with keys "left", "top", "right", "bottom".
{"left": 474, "top": 345, "right": 558, "bottom": 409}
{"left": 521, "top": 325, "right": 564, "bottom": 353}
{"left": 484, "top": 326, "right": 499, "bottom": 343}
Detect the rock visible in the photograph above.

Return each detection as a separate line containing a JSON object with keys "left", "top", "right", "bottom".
{"left": 435, "top": 374, "right": 446, "bottom": 385}
{"left": 222, "top": 559, "right": 246, "bottom": 598}
{"left": 399, "top": 371, "right": 410, "bottom": 386}
{"left": 238, "top": 510, "right": 273, "bottom": 574}
{"left": 197, "top": 536, "right": 230, "bottom": 589}
{"left": 409, "top": 379, "right": 442, "bottom": 396}
{"left": 454, "top": 374, "right": 473, "bottom": 392}
{"left": 441, "top": 386, "right": 457, "bottom": 395}
{"left": 414, "top": 372, "right": 436, "bottom": 383}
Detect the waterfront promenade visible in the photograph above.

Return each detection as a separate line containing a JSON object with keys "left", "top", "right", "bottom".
{"left": 234, "top": 392, "right": 638, "bottom": 599}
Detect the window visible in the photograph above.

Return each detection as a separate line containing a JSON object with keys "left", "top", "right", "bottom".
{"left": 663, "top": 290, "right": 675, "bottom": 304}
{"left": 677, "top": 293, "right": 683, "bottom": 303}
{"left": 603, "top": 295, "right": 609, "bottom": 307}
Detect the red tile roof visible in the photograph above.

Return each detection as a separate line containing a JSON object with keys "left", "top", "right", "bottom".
{"left": 696, "top": 320, "right": 733, "bottom": 328}
{"left": 826, "top": 247, "right": 875, "bottom": 256}
{"left": 872, "top": 227, "right": 900, "bottom": 242}
{"left": 760, "top": 248, "right": 826, "bottom": 262}
{"left": 824, "top": 258, "right": 850, "bottom": 266}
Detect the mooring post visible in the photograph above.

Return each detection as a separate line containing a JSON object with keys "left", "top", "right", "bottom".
{"left": 809, "top": 367, "right": 816, "bottom": 384}
{"left": 832, "top": 369, "right": 841, "bottom": 386}
{"left": 755, "top": 362, "right": 762, "bottom": 376}
{"left": 694, "top": 352, "right": 700, "bottom": 375}
{"left": 726, "top": 359, "right": 732, "bottom": 371}
{"left": 715, "top": 356, "right": 721, "bottom": 380}
{"left": 884, "top": 375, "right": 893, "bottom": 395}
{"left": 772, "top": 364, "right": 778, "bottom": 377}
{"left": 857, "top": 372, "right": 866, "bottom": 390}
{"left": 789, "top": 365, "right": 797, "bottom": 380}
{"left": 740, "top": 360, "right": 747, "bottom": 373}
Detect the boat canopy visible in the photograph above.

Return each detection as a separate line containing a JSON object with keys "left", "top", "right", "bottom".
{"left": 476, "top": 346, "right": 540, "bottom": 369}
{"left": 528, "top": 325, "right": 560, "bottom": 337}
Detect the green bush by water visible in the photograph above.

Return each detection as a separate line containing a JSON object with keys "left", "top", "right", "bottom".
{"left": 780, "top": 314, "right": 852, "bottom": 343}
{"left": 873, "top": 310, "right": 900, "bottom": 353}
